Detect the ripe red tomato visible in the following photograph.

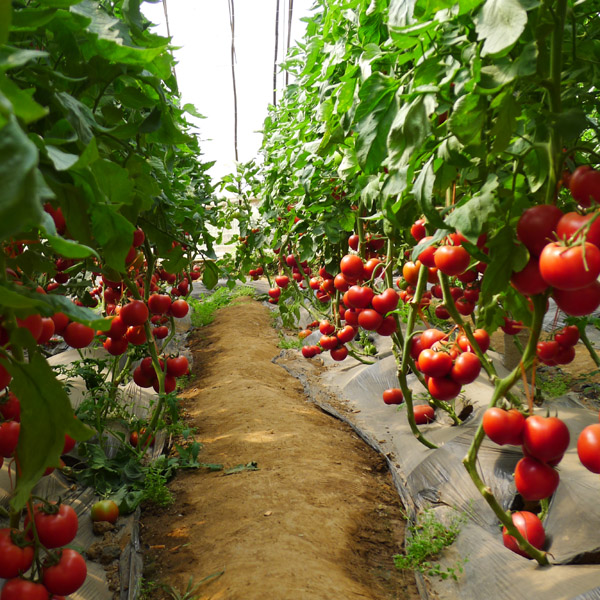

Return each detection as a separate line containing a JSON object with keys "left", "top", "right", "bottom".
{"left": 413, "top": 405, "right": 435, "bottom": 424}
{"left": 148, "top": 294, "right": 172, "bottom": 315}
{"left": 0, "top": 421, "right": 20, "bottom": 457}
{"left": 418, "top": 349, "right": 453, "bottom": 378}
{"left": 383, "top": 388, "right": 404, "bottom": 405}
{"left": 133, "top": 228, "right": 145, "bottom": 247}
{"left": 364, "top": 258, "right": 383, "bottom": 279}
{"left": 91, "top": 499, "right": 119, "bottom": 524}
{"left": 577, "top": 423, "right": 600, "bottom": 473}
{"left": 554, "top": 344, "right": 575, "bottom": 365}
{"left": 428, "top": 376, "right": 461, "bottom": 401}
{"left": 0, "top": 529, "right": 34, "bottom": 579}
{"left": 170, "top": 299, "right": 189, "bottom": 318}
{"left": 554, "top": 324, "right": 579, "bottom": 347}
{"left": 553, "top": 280, "right": 600, "bottom": 316}
{"left": 357, "top": 309, "right": 383, "bottom": 331}
{"left": 319, "top": 320, "right": 335, "bottom": 335}
{"left": 43, "top": 548, "right": 87, "bottom": 596}
{"left": 103, "top": 336, "right": 128, "bottom": 356}
{"left": 38, "top": 317, "right": 56, "bottom": 345}
{"left": 522, "top": 415, "right": 570, "bottom": 464}
{"left": 569, "top": 165, "right": 600, "bottom": 207}
{"left": 502, "top": 511, "right": 545, "bottom": 558}
{"left": 539, "top": 242, "right": 600, "bottom": 290}
{"left": 417, "top": 237, "right": 437, "bottom": 267}
{"left": 153, "top": 325, "right": 169, "bottom": 339}
{"left": 166, "top": 355, "right": 189, "bottom": 377}
{"left": 16, "top": 313, "right": 43, "bottom": 342}
{"left": 51, "top": 312, "right": 69, "bottom": 335}
{"left": 330, "top": 345, "right": 348, "bottom": 361}
{"left": 410, "top": 219, "right": 426, "bottom": 241}
{"left": 133, "top": 366, "right": 154, "bottom": 388}
{"left": 63, "top": 322, "right": 94, "bottom": 348}
{"left": 346, "top": 285, "right": 375, "bottom": 309}
{"left": 336, "top": 325, "right": 356, "bottom": 344}
{"left": 516, "top": 205, "right": 563, "bottom": 256}
{"left": 320, "top": 335, "right": 339, "bottom": 351}
{"left": 434, "top": 305, "right": 450, "bottom": 320}
{"left": 433, "top": 245, "right": 470, "bottom": 276}
{"left": 0, "top": 392, "right": 21, "bottom": 422}
{"left": 376, "top": 315, "right": 397, "bottom": 336}
{"left": 557, "top": 211, "right": 600, "bottom": 248}
{"left": 511, "top": 257, "right": 549, "bottom": 296}
{"left": 514, "top": 456, "right": 559, "bottom": 501}
{"left": 457, "top": 329, "right": 490, "bottom": 353}
{"left": 536, "top": 340, "right": 559, "bottom": 360}
{"left": 126, "top": 325, "right": 147, "bottom": 346}
{"left": 26, "top": 503, "right": 78, "bottom": 549}
{"left": 302, "top": 345, "right": 319, "bottom": 359}
{"left": 120, "top": 300, "right": 149, "bottom": 326}
{"left": 454, "top": 298, "right": 475, "bottom": 316}
{"left": 275, "top": 275, "right": 290, "bottom": 288}
{"left": 0, "top": 578, "right": 50, "bottom": 600}
{"left": 371, "top": 289, "right": 399, "bottom": 315}
{"left": 501, "top": 317, "right": 523, "bottom": 335}
{"left": 340, "top": 255, "right": 364, "bottom": 280}
{"left": 348, "top": 234, "right": 359, "bottom": 250}
{"left": 450, "top": 352, "right": 481, "bottom": 385}
{"left": 153, "top": 374, "right": 176, "bottom": 394}
{"left": 420, "top": 328, "right": 446, "bottom": 349}
{"left": 482, "top": 408, "right": 524, "bottom": 445}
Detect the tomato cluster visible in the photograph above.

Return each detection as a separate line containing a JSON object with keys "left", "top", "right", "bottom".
{"left": 0, "top": 501, "right": 86, "bottom": 597}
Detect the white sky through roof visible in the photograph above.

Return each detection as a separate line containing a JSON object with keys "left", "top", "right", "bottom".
{"left": 143, "top": 1, "right": 315, "bottom": 184}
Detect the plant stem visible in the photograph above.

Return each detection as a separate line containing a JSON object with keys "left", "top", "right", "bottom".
{"left": 462, "top": 294, "right": 549, "bottom": 565}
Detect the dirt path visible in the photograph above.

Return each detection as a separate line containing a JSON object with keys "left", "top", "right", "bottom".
{"left": 140, "top": 297, "right": 420, "bottom": 600}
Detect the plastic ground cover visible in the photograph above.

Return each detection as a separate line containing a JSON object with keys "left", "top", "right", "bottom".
{"left": 274, "top": 323, "right": 600, "bottom": 600}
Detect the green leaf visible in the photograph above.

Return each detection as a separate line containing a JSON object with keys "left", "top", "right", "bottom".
{"left": 480, "top": 225, "right": 525, "bottom": 304}
{"left": 413, "top": 157, "right": 445, "bottom": 228}
{"left": 162, "top": 245, "right": 187, "bottom": 274}
{"left": 56, "top": 92, "right": 105, "bottom": 145}
{"left": 388, "top": 0, "right": 417, "bottom": 28}
{"left": 489, "top": 91, "right": 518, "bottom": 153}
{"left": 202, "top": 261, "right": 219, "bottom": 290}
{"left": 11, "top": 7, "right": 57, "bottom": 30}
{"left": 91, "top": 159, "right": 135, "bottom": 205}
{"left": 45, "top": 145, "right": 79, "bottom": 171}
{"left": 523, "top": 143, "right": 549, "bottom": 193}
{"left": 475, "top": 0, "right": 528, "bottom": 57}
{"left": 115, "top": 86, "right": 157, "bottom": 109}
{"left": 0, "top": 75, "right": 48, "bottom": 123}
{"left": 0, "top": 116, "right": 44, "bottom": 243}
{"left": 388, "top": 95, "right": 431, "bottom": 168}
{"left": 354, "top": 74, "right": 399, "bottom": 174}
{"left": 448, "top": 94, "right": 486, "bottom": 145}
{"left": 90, "top": 205, "right": 134, "bottom": 272}
{"left": 46, "top": 235, "right": 100, "bottom": 259}
{"left": 0, "top": 0, "right": 11, "bottom": 45}
{"left": 8, "top": 352, "right": 94, "bottom": 510}
{"left": 183, "top": 103, "right": 205, "bottom": 119}
{"left": 445, "top": 175, "right": 499, "bottom": 242}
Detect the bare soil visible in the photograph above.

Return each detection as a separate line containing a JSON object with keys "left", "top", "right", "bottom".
{"left": 140, "top": 297, "right": 421, "bottom": 600}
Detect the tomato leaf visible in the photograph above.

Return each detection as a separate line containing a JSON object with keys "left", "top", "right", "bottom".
{"left": 8, "top": 351, "right": 94, "bottom": 511}
{"left": 474, "top": 0, "right": 528, "bottom": 57}
{"left": 45, "top": 235, "right": 100, "bottom": 260}
{"left": 448, "top": 94, "right": 487, "bottom": 146}
{"left": 445, "top": 175, "right": 499, "bottom": 242}
{"left": 0, "top": 116, "right": 45, "bottom": 243}
{"left": 90, "top": 205, "right": 134, "bottom": 272}
{"left": 523, "top": 143, "right": 549, "bottom": 194}
{"left": 202, "top": 260, "right": 219, "bottom": 290}
{"left": 354, "top": 73, "right": 399, "bottom": 174}
{"left": 0, "top": 0, "right": 11, "bottom": 45}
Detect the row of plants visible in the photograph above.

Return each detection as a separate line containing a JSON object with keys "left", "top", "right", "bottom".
{"left": 220, "top": 0, "right": 600, "bottom": 569}
{"left": 0, "top": 0, "right": 225, "bottom": 597}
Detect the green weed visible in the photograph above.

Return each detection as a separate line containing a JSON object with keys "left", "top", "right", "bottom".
{"left": 143, "top": 464, "right": 175, "bottom": 507}
{"left": 189, "top": 286, "right": 255, "bottom": 327}
{"left": 394, "top": 509, "right": 467, "bottom": 581}
{"left": 278, "top": 332, "right": 303, "bottom": 349}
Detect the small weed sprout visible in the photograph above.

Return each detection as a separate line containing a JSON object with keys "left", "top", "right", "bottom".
{"left": 394, "top": 509, "right": 467, "bottom": 581}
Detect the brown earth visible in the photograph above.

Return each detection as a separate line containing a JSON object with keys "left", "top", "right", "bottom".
{"left": 140, "top": 297, "right": 421, "bottom": 600}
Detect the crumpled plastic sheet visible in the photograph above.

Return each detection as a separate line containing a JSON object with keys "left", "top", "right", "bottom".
{"left": 289, "top": 331, "right": 600, "bottom": 600}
